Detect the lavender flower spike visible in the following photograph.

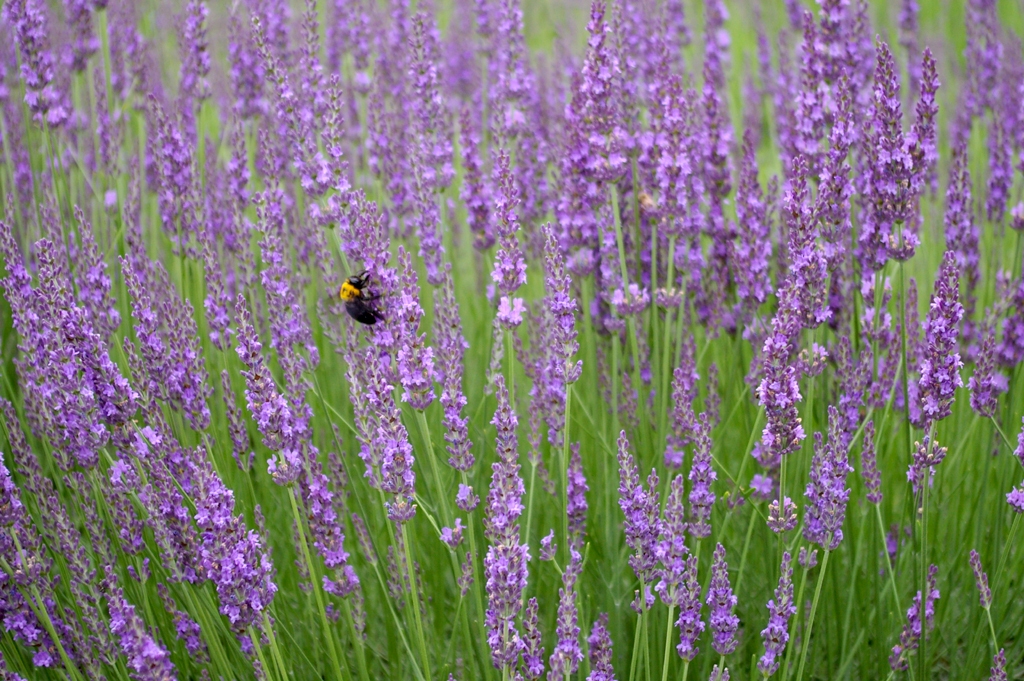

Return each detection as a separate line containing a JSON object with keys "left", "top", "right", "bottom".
{"left": 860, "top": 420, "right": 882, "bottom": 504}
{"left": 969, "top": 549, "right": 992, "bottom": 610}
{"left": 889, "top": 564, "right": 939, "bottom": 670}
{"left": 990, "top": 650, "right": 1007, "bottom": 681}
{"left": 548, "top": 550, "right": 583, "bottom": 681}
{"left": 108, "top": 586, "right": 177, "bottom": 680}
{"left": 617, "top": 430, "right": 662, "bottom": 592}
{"left": 706, "top": 543, "right": 739, "bottom": 655}
{"left": 492, "top": 150, "right": 528, "bottom": 327}
{"left": 803, "top": 406, "right": 854, "bottom": 550}
{"left": 918, "top": 251, "right": 964, "bottom": 424}
{"left": 758, "top": 551, "right": 796, "bottom": 677}
{"left": 587, "top": 614, "right": 617, "bottom": 681}
{"left": 688, "top": 413, "right": 717, "bottom": 538}
{"left": 675, "top": 554, "right": 704, "bottom": 661}
{"left": 483, "top": 375, "right": 530, "bottom": 670}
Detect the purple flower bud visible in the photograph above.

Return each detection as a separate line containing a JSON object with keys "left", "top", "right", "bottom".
{"left": 456, "top": 483, "right": 480, "bottom": 513}
{"left": 767, "top": 497, "right": 798, "bottom": 534}
{"left": 540, "top": 531, "right": 557, "bottom": 561}
{"left": 750, "top": 474, "right": 773, "bottom": 501}
{"left": 990, "top": 649, "right": 1007, "bottom": 681}
{"left": 969, "top": 549, "right": 992, "bottom": 610}
{"left": 483, "top": 375, "right": 530, "bottom": 670}
{"left": 441, "top": 519, "right": 465, "bottom": 549}
{"left": 798, "top": 546, "right": 818, "bottom": 569}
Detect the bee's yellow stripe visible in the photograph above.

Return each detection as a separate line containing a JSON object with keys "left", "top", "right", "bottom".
{"left": 340, "top": 281, "right": 360, "bottom": 301}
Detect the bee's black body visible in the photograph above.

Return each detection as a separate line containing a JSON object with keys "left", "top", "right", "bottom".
{"left": 340, "top": 271, "right": 385, "bottom": 325}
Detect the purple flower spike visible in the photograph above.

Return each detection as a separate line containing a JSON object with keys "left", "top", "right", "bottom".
{"left": 1014, "top": 417, "right": 1024, "bottom": 469}
{"left": 706, "top": 543, "right": 738, "bottom": 655}
{"left": 709, "top": 665, "right": 729, "bottom": 681}
{"left": 567, "top": 445, "right": 589, "bottom": 550}
{"left": 907, "top": 436, "right": 948, "bottom": 497}
{"left": 548, "top": 550, "right": 583, "bottom": 681}
{"left": 617, "top": 430, "right": 662, "bottom": 586}
{"left": 655, "top": 474, "right": 688, "bottom": 609}
{"left": 587, "top": 614, "right": 617, "bottom": 681}
{"left": 990, "top": 649, "right": 1007, "bottom": 681}
{"left": 890, "top": 564, "right": 939, "bottom": 671}
{"left": 5, "top": 0, "right": 68, "bottom": 126}
{"left": 803, "top": 406, "right": 853, "bottom": 550}
{"left": 522, "top": 597, "right": 545, "bottom": 679}
{"left": 861, "top": 421, "right": 882, "bottom": 504}
{"left": 688, "top": 413, "right": 717, "bottom": 538}
{"left": 108, "top": 587, "right": 177, "bottom": 680}
{"left": 483, "top": 375, "right": 530, "bottom": 671}
{"left": 675, "top": 554, "right": 704, "bottom": 661}
{"left": 918, "top": 251, "right": 964, "bottom": 424}
{"left": 969, "top": 549, "right": 992, "bottom": 610}
{"left": 758, "top": 551, "right": 796, "bottom": 677}
{"left": 492, "top": 150, "right": 528, "bottom": 320}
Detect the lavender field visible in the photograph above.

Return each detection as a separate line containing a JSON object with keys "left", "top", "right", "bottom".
{"left": 0, "top": 0, "right": 1022, "bottom": 678}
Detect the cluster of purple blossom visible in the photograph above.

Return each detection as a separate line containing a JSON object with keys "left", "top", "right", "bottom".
{"left": 0, "top": 0, "right": 1021, "bottom": 679}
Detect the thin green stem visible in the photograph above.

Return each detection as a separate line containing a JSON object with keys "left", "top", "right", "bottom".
{"left": 288, "top": 487, "right": 349, "bottom": 681}
{"left": 795, "top": 547, "right": 831, "bottom": 681}
{"left": 402, "top": 522, "right": 433, "bottom": 681}
{"left": 661, "top": 604, "right": 676, "bottom": 681}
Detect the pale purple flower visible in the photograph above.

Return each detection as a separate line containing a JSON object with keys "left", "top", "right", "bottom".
{"left": 567, "top": 445, "right": 589, "bottom": 550}
{"left": 492, "top": 149, "right": 528, "bottom": 301}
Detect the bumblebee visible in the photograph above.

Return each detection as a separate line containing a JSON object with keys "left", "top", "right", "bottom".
{"left": 339, "top": 270, "right": 385, "bottom": 325}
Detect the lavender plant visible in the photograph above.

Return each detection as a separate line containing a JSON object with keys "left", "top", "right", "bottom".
{"left": 0, "top": 1, "right": 1022, "bottom": 680}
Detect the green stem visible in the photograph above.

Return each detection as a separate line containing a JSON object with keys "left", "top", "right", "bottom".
{"left": 782, "top": 563, "right": 809, "bottom": 681}
{"left": 248, "top": 626, "right": 278, "bottom": 681}
{"left": 288, "top": 487, "right": 349, "bottom": 681}
{"left": 562, "top": 382, "right": 574, "bottom": 562}
{"left": 262, "top": 611, "right": 292, "bottom": 681}
{"left": 661, "top": 604, "right": 676, "bottom": 681}
{"left": 7, "top": 544, "right": 85, "bottom": 681}
{"left": 875, "top": 504, "right": 902, "bottom": 614}
{"left": 402, "top": 522, "right": 433, "bottom": 681}
{"left": 795, "top": 547, "right": 831, "bottom": 681}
